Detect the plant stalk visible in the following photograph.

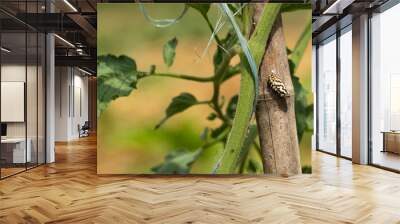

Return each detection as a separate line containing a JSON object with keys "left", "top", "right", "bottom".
{"left": 202, "top": 14, "right": 222, "bottom": 46}
{"left": 141, "top": 72, "right": 214, "bottom": 82}
{"left": 214, "top": 4, "right": 281, "bottom": 174}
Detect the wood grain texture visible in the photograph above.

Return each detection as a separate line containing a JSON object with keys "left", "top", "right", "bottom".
{"left": 1, "top": 135, "right": 400, "bottom": 223}
{"left": 255, "top": 10, "right": 301, "bottom": 176}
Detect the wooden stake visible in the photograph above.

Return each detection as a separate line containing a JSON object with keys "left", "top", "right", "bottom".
{"left": 253, "top": 6, "right": 302, "bottom": 176}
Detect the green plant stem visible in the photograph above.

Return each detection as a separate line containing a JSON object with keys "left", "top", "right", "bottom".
{"left": 289, "top": 20, "right": 311, "bottom": 73}
{"left": 214, "top": 59, "right": 255, "bottom": 173}
{"left": 197, "top": 100, "right": 212, "bottom": 105}
{"left": 237, "top": 124, "right": 258, "bottom": 173}
{"left": 214, "top": 4, "right": 281, "bottom": 174}
{"left": 203, "top": 129, "right": 229, "bottom": 148}
{"left": 211, "top": 48, "right": 237, "bottom": 123}
{"left": 202, "top": 14, "right": 222, "bottom": 46}
{"left": 248, "top": 5, "right": 282, "bottom": 66}
{"left": 242, "top": 3, "right": 252, "bottom": 37}
{"left": 140, "top": 72, "right": 214, "bottom": 82}
{"left": 222, "top": 64, "right": 241, "bottom": 82}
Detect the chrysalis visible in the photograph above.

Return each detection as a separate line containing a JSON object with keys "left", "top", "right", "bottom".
{"left": 267, "top": 71, "right": 289, "bottom": 98}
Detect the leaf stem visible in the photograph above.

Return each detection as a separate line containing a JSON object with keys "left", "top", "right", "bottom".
{"left": 211, "top": 48, "right": 237, "bottom": 123}
{"left": 202, "top": 14, "right": 222, "bottom": 46}
{"left": 197, "top": 100, "right": 212, "bottom": 105}
{"left": 194, "top": 128, "right": 230, "bottom": 166}
{"left": 221, "top": 64, "right": 241, "bottom": 82}
{"left": 140, "top": 72, "right": 214, "bottom": 82}
{"left": 203, "top": 129, "right": 229, "bottom": 149}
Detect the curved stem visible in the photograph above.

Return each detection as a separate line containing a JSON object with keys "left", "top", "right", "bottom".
{"left": 211, "top": 49, "right": 237, "bottom": 123}
{"left": 194, "top": 128, "right": 230, "bottom": 166}
{"left": 203, "top": 128, "right": 229, "bottom": 149}
{"left": 214, "top": 60, "right": 255, "bottom": 173}
{"left": 221, "top": 64, "right": 241, "bottom": 82}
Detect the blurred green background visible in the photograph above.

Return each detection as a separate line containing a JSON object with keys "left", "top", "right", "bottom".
{"left": 97, "top": 4, "right": 312, "bottom": 174}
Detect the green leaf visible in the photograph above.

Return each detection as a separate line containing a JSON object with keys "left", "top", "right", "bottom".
{"left": 211, "top": 123, "right": 228, "bottom": 138}
{"left": 288, "top": 58, "right": 296, "bottom": 75}
{"left": 207, "top": 113, "right": 217, "bottom": 121}
{"left": 97, "top": 54, "right": 138, "bottom": 116}
{"left": 286, "top": 47, "right": 292, "bottom": 55}
{"left": 246, "top": 159, "right": 262, "bottom": 174}
{"left": 151, "top": 149, "right": 202, "bottom": 174}
{"left": 287, "top": 21, "right": 313, "bottom": 140}
{"left": 156, "top": 93, "right": 198, "bottom": 129}
{"left": 289, "top": 66, "right": 313, "bottom": 141}
{"left": 187, "top": 3, "right": 210, "bottom": 16}
{"left": 227, "top": 4, "right": 240, "bottom": 14}
{"left": 163, "top": 37, "right": 178, "bottom": 67}
{"left": 226, "top": 95, "right": 238, "bottom": 119}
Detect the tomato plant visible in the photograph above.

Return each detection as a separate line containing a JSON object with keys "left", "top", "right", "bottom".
{"left": 98, "top": 3, "right": 312, "bottom": 174}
